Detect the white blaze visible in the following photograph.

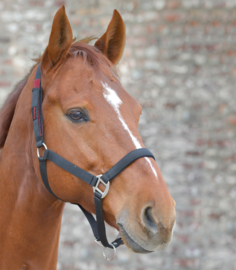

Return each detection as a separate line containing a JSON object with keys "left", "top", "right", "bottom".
{"left": 102, "top": 82, "right": 157, "bottom": 179}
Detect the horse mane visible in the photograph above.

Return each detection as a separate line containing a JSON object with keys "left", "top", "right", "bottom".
{"left": 0, "top": 73, "right": 31, "bottom": 148}
{"left": 0, "top": 38, "right": 116, "bottom": 149}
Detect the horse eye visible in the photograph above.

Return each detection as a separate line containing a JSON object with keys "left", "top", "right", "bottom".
{"left": 67, "top": 110, "right": 86, "bottom": 123}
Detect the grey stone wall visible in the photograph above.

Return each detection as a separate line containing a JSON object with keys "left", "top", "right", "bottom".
{"left": 0, "top": 0, "right": 236, "bottom": 269}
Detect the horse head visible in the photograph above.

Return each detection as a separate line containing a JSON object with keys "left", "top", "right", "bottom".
{"left": 33, "top": 6, "right": 176, "bottom": 254}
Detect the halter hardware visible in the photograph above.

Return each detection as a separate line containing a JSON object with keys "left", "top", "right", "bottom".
{"left": 93, "top": 175, "right": 110, "bottom": 199}
{"left": 37, "top": 142, "right": 47, "bottom": 158}
{"left": 103, "top": 244, "right": 116, "bottom": 261}
{"left": 32, "top": 64, "right": 156, "bottom": 260}
{"left": 95, "top": 240, "right": 116, "bottom": 261}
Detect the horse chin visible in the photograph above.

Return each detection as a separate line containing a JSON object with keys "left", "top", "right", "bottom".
{"left": 117, "top": 224, "right": 153, "bottom": 254}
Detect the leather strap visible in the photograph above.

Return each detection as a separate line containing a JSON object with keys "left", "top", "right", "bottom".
{"left": 39, "top": 155, "right": 64, "bottom": 201}
{"left": 41, "top": 148, "right": 153, "bottom": 188}
{"left": 78, "top": 204, "right": 123, "bottom": 248}
{"left": 102, "top": 148, "right": 155, "bottom": 183}
{"left": 94, "top": 191, "right": 111, "bottom": 247}
{"left": 46, "top": 149, "right": 97, "bottom": 186}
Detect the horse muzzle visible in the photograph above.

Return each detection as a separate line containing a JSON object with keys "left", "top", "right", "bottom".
{"left": 117, "top": 205, "right": 176, "bottom": 253}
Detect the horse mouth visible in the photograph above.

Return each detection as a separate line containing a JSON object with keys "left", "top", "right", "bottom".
{"left": 117, "top": 223, "right": 153, "bottom": 254}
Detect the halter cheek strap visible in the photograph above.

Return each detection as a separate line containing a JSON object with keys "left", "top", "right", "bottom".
{"left": 32, "top": 64, "right": 156, "bottom": 258}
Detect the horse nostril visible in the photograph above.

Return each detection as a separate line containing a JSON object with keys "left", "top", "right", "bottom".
{"left": 143, "top": 207, "right": 158, "bottom": 235}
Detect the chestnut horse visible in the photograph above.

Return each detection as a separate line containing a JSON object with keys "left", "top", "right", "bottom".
{"left": 0, "top": 6, "right": 176, "bottom": 269}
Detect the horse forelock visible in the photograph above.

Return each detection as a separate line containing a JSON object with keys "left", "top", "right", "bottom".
{"left": 68, "top": 41, "right": 118, "bottom": 78}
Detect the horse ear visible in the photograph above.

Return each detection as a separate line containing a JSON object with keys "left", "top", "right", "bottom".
{"left": 94, "top": 9, "right": 125, "bottom": 65}
{"left": 41, "top": 6, "right": 73, "bottom": 71}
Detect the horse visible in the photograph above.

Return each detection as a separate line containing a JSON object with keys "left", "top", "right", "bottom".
{"left": 0, "top": 6, "right": 176, "bottom": 269}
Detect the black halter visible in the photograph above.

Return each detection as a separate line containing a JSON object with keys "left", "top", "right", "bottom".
{"left": 32, "top": 64, "right": 155, "bottom": 258}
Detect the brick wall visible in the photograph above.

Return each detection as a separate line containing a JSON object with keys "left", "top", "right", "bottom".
{"left": 0, "top": 0, "right": 236, "bottom": 269}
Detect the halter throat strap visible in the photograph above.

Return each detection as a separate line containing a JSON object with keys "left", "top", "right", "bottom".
{"left": 32, "top": 64, "right": 156, "bottom": 252}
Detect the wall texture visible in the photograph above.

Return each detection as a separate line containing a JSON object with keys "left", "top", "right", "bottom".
{"left": 0, "top": 0, "right": 236, "bottom": 269}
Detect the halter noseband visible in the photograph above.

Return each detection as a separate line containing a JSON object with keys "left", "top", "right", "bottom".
{"left": 32, "top": 64, "right": 155, "bottom": 260}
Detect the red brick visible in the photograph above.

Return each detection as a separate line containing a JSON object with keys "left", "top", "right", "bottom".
{"left": 29, "top": 1, "right": 44, "bottom": 6}
{"left": 0, "top": 81, "right": 11, "bottom": 87}
{"left": 174, "top": 258, "right": 196, "bottom": 267}
{"left": 163, "top": 11, "right": 184, "bottom": 23}
{"left": 167, "top": 0, "right": 181, "bottom": 9}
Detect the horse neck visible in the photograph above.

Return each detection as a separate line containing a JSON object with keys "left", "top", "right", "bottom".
{"left": 0, "top": 67, "right": 65, "bottom": 269}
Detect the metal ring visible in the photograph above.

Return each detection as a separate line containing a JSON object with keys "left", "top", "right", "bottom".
{"left": 37, "top": 143, "right": 47, "bottom": 158}
{"left": 102, "top": 244, "right": 116, "bottom": 261}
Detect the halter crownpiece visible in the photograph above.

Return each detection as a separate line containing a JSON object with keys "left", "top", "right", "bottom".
{"left": 32, "top": 64, "right": 155, "bottom": 260}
